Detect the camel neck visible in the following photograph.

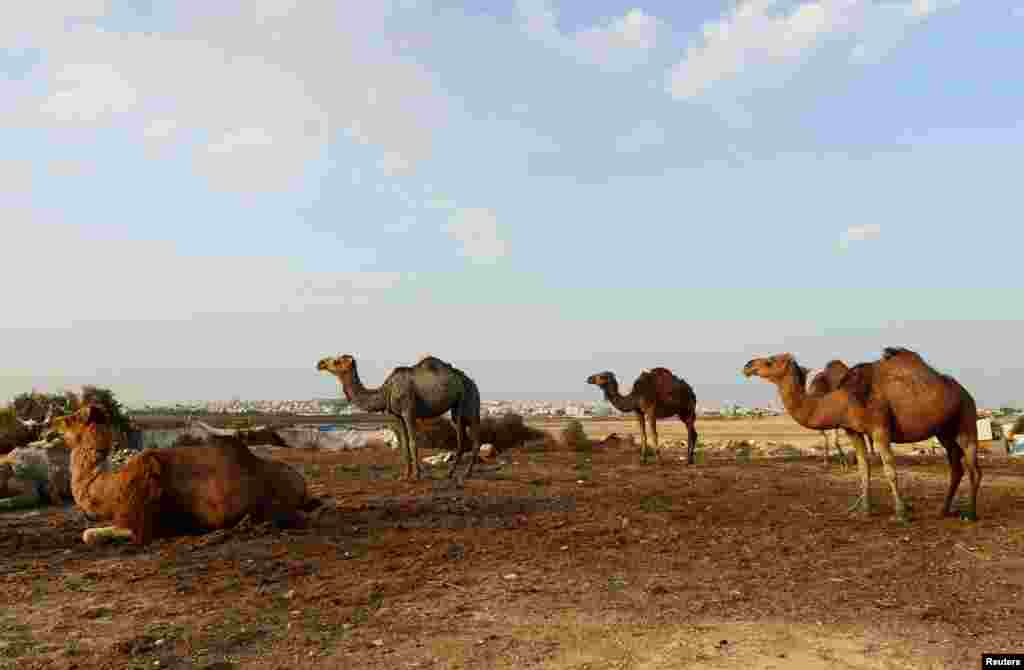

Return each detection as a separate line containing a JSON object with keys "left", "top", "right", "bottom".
{"left": 776, "top": 366, "right": 844, "bottom": 431}
{"left": 340, "top": 365, "right": 388, "bottom": 413}
{"left": 601, "top": 381, "right": 637, "bottom": 413}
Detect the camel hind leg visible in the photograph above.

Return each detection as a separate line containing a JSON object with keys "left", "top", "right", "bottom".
{"left": 936, "top": 433, "right": 965, "bottom": 518}
{"left": 646, "top": 412, "right": 660, "bottom": 463}
{"left": 957, "top": 428, "right": 981, "bottom": 521}
{"left": 447, "top": 411, "right": 466, "bottom": 480}
{"left": 680, "top": 414, "right": 698, "bottom": 465}
{"left": 636, "top": 411, "right": 648, "bottom": 463}
{"left": 460, "top": 419, "right": 482, "bottom": 482}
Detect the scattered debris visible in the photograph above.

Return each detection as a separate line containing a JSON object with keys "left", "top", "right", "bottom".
{"left": 423, "top": 452, "right": 455, "bottom": 465}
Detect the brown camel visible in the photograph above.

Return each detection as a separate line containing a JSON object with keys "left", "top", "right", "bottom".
{"left": 50, "top": 405, "right": 319, "bottom": 545}
{"left": 742, "top": 347, "right": 982, "bottom": 522}
{"left": 316, "top": 354, "right": 482, "bottom": 482}
{"left": 586, "top": 368, "right": 699, "bottom": 464}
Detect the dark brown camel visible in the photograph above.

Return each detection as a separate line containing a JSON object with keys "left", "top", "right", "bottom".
{"left": 586, "top": 368, "right": 699, "bottom": 464}
{"left": 317, "top": 354, "right": 482, "bottom": 482}
{"left": 743, "top": 347, "right": 982, "bottom": 522}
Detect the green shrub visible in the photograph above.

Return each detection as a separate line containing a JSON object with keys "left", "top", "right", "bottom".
{"left": 561, "top": 420, "right": 589, "bottom": 450}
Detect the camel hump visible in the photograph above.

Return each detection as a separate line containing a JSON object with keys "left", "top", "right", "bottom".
{"left": 838, "top": 363, "right": 875, "bottom": 404}
{"left": 415, "top": 356, "right": 452, "bottom": 372}
{"left": 636, "top": 368, "right": 680, "bottom": 401}
{"left": 882, "top": 347, "right": 919, "bottom": 361}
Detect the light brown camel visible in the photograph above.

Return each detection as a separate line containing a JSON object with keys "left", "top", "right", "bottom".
{"left": 316, "top": 354, "right": 482, "bottom": 482}
{"left": 586, "top": 368, "right": 699, "bottom": 464}
{"left": 808, "top": 359, "right": 880, "bottom": 462}
{"left": 743, "top": 348, "right": 982, "bottom": 522}
{"left": 50, "top": 405, "right": 319, "bottom": 545}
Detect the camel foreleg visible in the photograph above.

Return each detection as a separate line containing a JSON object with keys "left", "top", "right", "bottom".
{"left": 873, "top": 428, "right": 910, "bottom": 523}
{"left": 845, "top": 430, "right": 872, "bottom": 516}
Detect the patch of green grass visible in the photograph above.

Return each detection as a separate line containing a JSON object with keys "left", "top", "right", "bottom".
{"left": 640, "top": 494, "right": 672, "bottom": 513}
{"left": 185, "top": 607, "right": 286, "bottom": 666}
{"left": 349, "top": 585, "right": 385, "bottom": 626}
{"left": 0, "top": 615, "right": 38, "bottom": 666}
{"left": 607, "top": 575, "right": 628, "bottom": 592}
{"left": 63, "top": 574, "right": 95, "bottom": 593}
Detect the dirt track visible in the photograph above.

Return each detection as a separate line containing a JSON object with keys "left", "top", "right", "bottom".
{"left": 2, "top": 416, "right": 1023, "bottom": 669}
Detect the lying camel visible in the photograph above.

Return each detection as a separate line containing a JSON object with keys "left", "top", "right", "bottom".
{"left": 50, "top": 405, "right": 321, "bottom": 545}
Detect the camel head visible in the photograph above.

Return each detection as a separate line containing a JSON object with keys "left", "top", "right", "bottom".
{"left": 742, "top": 354, "right": 796, "bottom": 382}
{"left": 48, "top": 404, "right": 111, "bottom": 448}
{"left": 586, "top": 371, "right": 617, "bottom": 388}
{"left": 316, "top": 354, "right": 355, "bottom": 376}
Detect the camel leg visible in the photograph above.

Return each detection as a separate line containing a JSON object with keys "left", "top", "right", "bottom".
{"left": 647, "top": 412, "right": 660, "bottom": 463}
{"left": 461, "top": 419, "right": 482, "bottom": 482}
{"left": 682, "top": 414, "right": 698, "bottom": 465}
{"left": 873, "top": 429, "right": 910, "bottom": 522}
{"left": 821, "top": 430, "right": 830, "bottom": 467}
{"left": 400, "top": 412, "right": 421, "bottom": 481}
{"left": 833, "top": 430, "right": 850, "bottom": 471}
{"left": 937, "top": 433, "right": 965, "bottom": 518}
{"left": 958, "top": 429, "right": 982, "bottom": 522}
{"left": 636, "top": 411, "right": 648, "bottom": 463}
{"left": 447, "top": 413, "right": 466, "bottom": 480}
{"left": 395, "top": 416, "right": 414, "bottom": 481}
{"left": 845, "top": 430, "right": 872, "bottom": 515}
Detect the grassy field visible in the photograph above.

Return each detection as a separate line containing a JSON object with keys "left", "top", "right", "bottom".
{"left": 1, "top": 414, "right": 1021, "bottom": 669}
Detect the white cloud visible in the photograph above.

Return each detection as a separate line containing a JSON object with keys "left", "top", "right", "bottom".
{"left": 0, "top": 206, "right": 400, "bottom": 325}
{"left": 615, "top": 120, "right": 666, "bottom": 152}
{"left": 40, "top": 62, "right": 139, "bottom": 122}
{"left": 0, "top": 160, "right": 33, "bottom": 194}
{"left": 0, "top": 2, "right": 110, "bottom": 48}
{"left": 143, "top": 118, "right": 179, "bottom": 140}
{"left": 14, "top": 5, "right": 447, "bottom": 191}
{"left": 1014, "top": 6, "right": 1024, "bottom": 18}
{"left": 518, "top": 1, "right": 666, "bottom": 70}
{"left": 443, "top": 207, "right": 507, "bottom": 264}
{"left": 840, "top": 223, "right": 882, "bottom": 248}
{"left": 47, "top": 159, "right": 93, "bottom": 178}
{"left": 667, "top": 0, "right": 961, "bottom": 100}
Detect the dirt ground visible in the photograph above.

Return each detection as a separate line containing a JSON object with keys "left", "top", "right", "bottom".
{"left": 2, "top": 416, "right": 1023, "bottom": 670}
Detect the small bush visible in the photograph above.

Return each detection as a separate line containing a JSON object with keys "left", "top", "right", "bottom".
{"left": 561, "top": 420, "right": 589, "bottom": 450}
{"left": 480, "top": 413, "right": 547, "bottom": 452}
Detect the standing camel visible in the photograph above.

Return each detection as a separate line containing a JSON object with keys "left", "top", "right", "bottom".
{"left": 317, "top": 354, "right": 482, "bottom": 482}
{"left": 803, "top": 359, "right": 881, "bottom": 468}
{"left": 742, "top": 348, "right": 982, "bottom": 522}
{"left": 586, "top": 368, "right": 699, "bottom": 465}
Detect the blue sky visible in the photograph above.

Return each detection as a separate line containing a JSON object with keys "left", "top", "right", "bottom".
{"left": 2, "top": 1, "right": 1023, "bottom": 406}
